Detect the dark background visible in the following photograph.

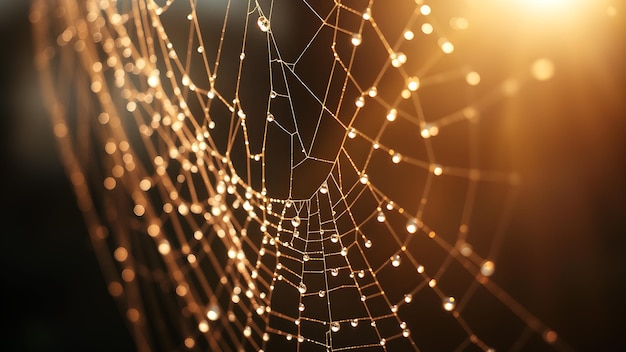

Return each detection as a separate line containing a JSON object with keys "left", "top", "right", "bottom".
{"left": 1, "top": 1, "right": 625, "bottom": 351}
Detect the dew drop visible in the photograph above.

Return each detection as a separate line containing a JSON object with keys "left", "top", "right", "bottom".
{"left": 362, "top": 8, "right": 372, "bottom": 20}
{"left": 298, "top": 303, "right": 305, "bottom": 312}
{"left": 330, "top": 233, "right": 339, "bottom": 243}
{"left": 297, "top": 282, "right": 307, "bottom": 294}
{"left": 376, "top": 211, "right": 386, "bottom": 222}
{"left": 390, "top": 52, "right": 407, "bottom": 67}
{"left": 406, "top": 218, "right": 418, "bottom": 234}
{"left": 359, "top": 173, "right": 369, "bottom": 184}
{"left": 368, "top": 87, "right": 378, "bottom": 97}
{"left": 351, "top": 319, "right": 359, "bottom": 327}
{"left": 460, "top": 243, "right": 473, "bottom": 257}
{"left": 331, "top": 268, "right": 339, "bottom": 277}
{"left": 347, "top": 127, "right": 357, "bottom": 139}
{"left": 266, "top": 113, "right": 274, "bottom": 122}
{"left": 303, "top": 253, "right": 310, "bottom": 261}
{"left": 403, "top": 328, "right": 411, "bottom": 337}
{"left": 355, "top": 96, "right": 365, "bottom": 107}
{"left": 386, "top": 108, "right": 397, "bottom": 121}
{"left": 392, "top": 153, "right": 402, "bottom": 164}
{"left": 330, "top": 322, "right": 340, "bottom": 332}
{"left": 364, "top": 239, "right": 372, "bottom": 248}
{"left": 318, "top": 290, "right": 326, "bottom": 298}
{"left": 443, "top": 296, "right": 456, "bottom": 311}
{"left": 404, "top": 294, "right": 413, "bottom": 303}
{"left": 319, "top": 182, "right": 328, "bottom": 194}
{"left": 480, "top": 260, "right": 495, "bottom": 277}
{"left": 407, "top": 77, "right": 420, "bottom": 91}
{"left": 147, "top": 70, "right": 160, "bottom": 88}
{"left": 351, "top": 33, "right": 362, "bottom": 46}
{"left": 291, "top": 216, "right": 301, "bottom": 227}
{"left": 257, "top": 16, "right": 270, "bottom": 32}
{"left": 206, "top": 304, "right": 221, "bottom": 321}
{"left": 391, "top": 254, "right": 401, "bottom": 267}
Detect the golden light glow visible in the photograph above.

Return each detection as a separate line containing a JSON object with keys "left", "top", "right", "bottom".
{"left": 531, "top": 58, "right": 555, "bottom": 81}
{"left": 32, "top": 0, "right": 576, "bottom": 350}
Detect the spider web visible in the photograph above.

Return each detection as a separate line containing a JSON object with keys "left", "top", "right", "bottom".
{"left": 32, "top": 0, "right": 566, "bottom": 351}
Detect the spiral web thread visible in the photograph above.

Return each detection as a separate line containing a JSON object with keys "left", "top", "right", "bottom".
{"left": 32, "top": 0, "right": 567, "bottom": 351}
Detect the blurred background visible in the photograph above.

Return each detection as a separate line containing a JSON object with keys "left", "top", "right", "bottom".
{"left": 1, "top": 0, "right": 625, "bottom": 351}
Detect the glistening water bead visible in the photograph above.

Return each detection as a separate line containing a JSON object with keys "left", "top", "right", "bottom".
{"left": 257, "top": 16, "right": 270, "bottom": 32}
{"left": 443, "top": 297, "right": 456, "bottom": 311}
{"left": 406, "top": 218, "right": 418, "bottom": 233}
{"left": 206, "top": 304, "right": 221, "bottom": 321}
{"left": 298, "top": 282, "right": 307, "bottom": 294}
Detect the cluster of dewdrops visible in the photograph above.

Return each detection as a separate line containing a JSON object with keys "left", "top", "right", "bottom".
{"left": 38, "top": 0, "right": 558, "bottom": 350}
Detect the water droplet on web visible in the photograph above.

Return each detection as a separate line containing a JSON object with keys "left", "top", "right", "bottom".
{"left": 330, "top": 233, "right": 339, "bottom": 243}
{"left": 403, "top": 328, "right": 411, "bottom": 337}
{"left": 270, "top": 90, "right": 277, "bottom": 98}
{"left": 364, "top": 239, "right": 372, "bottom": 248}
{"left": 362, "top": 8, "right": 372, "bottom": 20}
{"left": 303, "top": 253, "right": 310, "bottom": 261}
{"left": 359, "top": 173, "right": 368, "bottom": 184}
{"left": 319, "top": 182, "right": 328, "bottom": 194}
{"left": 376, "top": 211, "right": 386, "bottom": 222}
{"left": 298, "top": 303, "right": 305, "bottom": 312}
{"left": 330, "top": 321, "right": 340, "bottom": 332}
{"left": 351, "top": 33, "right": 362, "bottom": 46}
{"left": 390, "top": 52, "right": 407, "bottom": 67}
{"left": 368, "top": 87, "right": 378, "bottom": 97}
{"left": 391, "top": 254, "right": 401, "bottom": 267}
{"left": 291, "top": 216, "right": 301, "bottom": 227}
{"left": 406, "top": 218, "right": 418, "bottom": 233}
{"left": 386, "top": 109, "right": 397, "bottom": 121}
{"left": 480, "top": 260, "right": 495, "bottom": 277}
{"left": 443, "top": 296, "right": 456, "bottom": 311}
{"left": 421, "top": 124, "right": 439, "bottom": 138}
{"left": 298, "top": 282, "right": 307, "bottom": 294}
{"left": 404, "top": 294, "right": 413, "bottom": 303}
{"left": 257, "top": 16, "right": 270, "bottom": 32}
{"left": 318, "top": 290, "right": 326, "bottom": 298}
{"left": 392, "top": 153, "right": 402, "bottom": 164}
{"left": 355, "top": 96, "right": 365, "bottom": 107}
{"left": 460, "top": 243, "right": 473, "bottom": 256}
{"left": 206, "top": 304, "right": 221, "bottom": 321}
{"left": 348, "top": 127, "right": 357, "bottom": 139}
{"left": 147, "top": 70, "right": 160, "bottom": 88}
{"left": 351, "top": 319, "right": 359, "bottom": 327}
{"left": 331, "top": 268, "right": 339, "bottom": 277}
{"left": 407, "top": 77, "right": 420, "bottom": 91}
{"left": 266, "top": 113, "right": 274, "bottom": 122}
